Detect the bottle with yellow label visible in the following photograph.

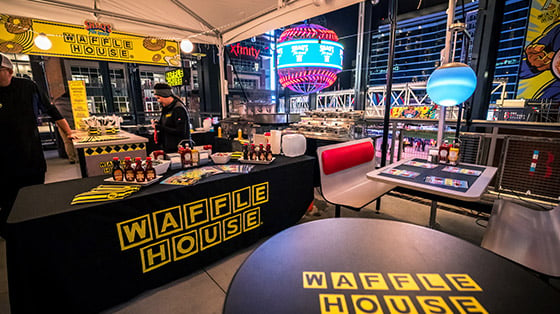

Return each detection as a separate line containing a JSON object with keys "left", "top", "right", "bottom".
{"left": 218, "top": 126, "right": 222, "bottom": 138}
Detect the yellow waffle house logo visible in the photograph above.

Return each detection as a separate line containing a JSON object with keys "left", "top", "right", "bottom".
{"left": 303, "top": 271, "right": 488, "bottom": 314}
{"left": 116, "top": 182, "right": 268, "bottom": 273}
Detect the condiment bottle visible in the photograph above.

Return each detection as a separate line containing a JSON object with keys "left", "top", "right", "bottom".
{"left": 237, "top": 128, "right": 243, "bottom": 140}
{"left": 134, "top": 157, "right": 145, "bottom": 182}
{"left": 243, "top": 143, "right": 249, "bottom": 160}
{"left": 145, "top": 157, "right": 157, "bottom": 181}
{"left": 112, "top": 157, "right": 123, "bottom": 181}
{"left": 258, "top": 144, "right": 265, "bottom": 161}
{"left": 250, "top": 144, "right": 257, "bottom": 160}
{"left": 439, "top": 141, "right": 450, "bottom": 163}
{"left": 124, "top": 157, "right": 135, "bottom": 181}
{"left": 218, "top": 126, "right": 222, "bottom": 138}
{"left": 265, "top": 143, "right": 273, "bottom": 161}
{"left": 191, "top": 149, "right": 200, "bottom": 166}
{"left": 180, "top": 147, "right": 192, "bottom": 168}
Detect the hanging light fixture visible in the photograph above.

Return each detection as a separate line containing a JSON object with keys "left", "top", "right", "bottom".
{"left": 180, "top": 39, "right": 194, "bottom": 53}
{"left": 426, "top": 62, "right": 477, "bottom": 107}
{"left": 34, "top": 33, "right": 52, "bottom": 50}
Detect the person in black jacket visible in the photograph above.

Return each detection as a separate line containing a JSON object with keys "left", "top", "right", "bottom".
{"left": 0, "top": 53, "right": 75, "bottom": 237}
{"left": 152, "top": 83, "right": 190, "bottom": 153}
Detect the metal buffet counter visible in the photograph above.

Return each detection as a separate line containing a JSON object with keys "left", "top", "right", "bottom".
{"left": 5, "top": 155, "right": 315, "bottom": 313}
{"left": 73, "top": 130, "right": 149, "bottom": 177}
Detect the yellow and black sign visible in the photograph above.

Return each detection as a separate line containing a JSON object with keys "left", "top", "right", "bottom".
{"left": 303, "top": 271, "right": 487, "bottom": 314}
{"left": 0, "top": 14, "right": 180, "bottom": 66}
{"left": 68, "top": 80, "right": 89, "bottom": 130}
{"left": 165, "top": 68, "right": 190, "bottom": 87}
{"left": 116, "top": 182, "right": 268, "bottom": 273}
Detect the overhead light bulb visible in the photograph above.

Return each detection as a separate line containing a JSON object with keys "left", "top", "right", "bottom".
{"left": 34, "top": 33, "right": 52, "bottom": 50}
{"left": 180, "top": 39, "right": 194, "bottom": 53}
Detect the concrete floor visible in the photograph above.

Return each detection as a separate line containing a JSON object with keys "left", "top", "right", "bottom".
{"left": 0, "top": 150, "right": 555, "bottom": 313}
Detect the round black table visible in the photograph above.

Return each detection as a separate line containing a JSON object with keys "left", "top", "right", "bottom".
{"left": 223, "top": 218, "right": 560, "bottom": 314}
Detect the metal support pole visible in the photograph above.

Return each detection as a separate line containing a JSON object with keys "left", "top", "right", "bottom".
{"left": 381, "top": 0, "right": 398, "bottom": 167}
{"left": 436, "top": 0, "right": 456, "bottom": 147}
{"left": 217, "top": 39, "right": 227, "bottom": 119}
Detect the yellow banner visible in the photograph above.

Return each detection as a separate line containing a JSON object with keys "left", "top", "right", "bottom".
{"left": 0, "top": 14, "right": 180, "bottom": 66}
{"left": 68, "top": 80, "right": 90, "bottom": 130}
{"left": 517, "top": 0, "right": 560, "bottom": 100}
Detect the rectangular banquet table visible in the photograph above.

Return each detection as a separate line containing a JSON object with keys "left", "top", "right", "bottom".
{"left": 5, "top": 156, "right": 314, "bottom": 313}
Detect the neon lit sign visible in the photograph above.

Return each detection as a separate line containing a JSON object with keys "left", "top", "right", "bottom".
{"left": 277, "top": 39, "right": 343, "bottom": 71}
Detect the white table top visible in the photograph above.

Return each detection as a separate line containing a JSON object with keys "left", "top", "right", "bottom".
{"left": 366, "top": 158, "right": 498, "bottom": 202}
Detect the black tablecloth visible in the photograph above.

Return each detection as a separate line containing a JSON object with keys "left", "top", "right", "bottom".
{"left": 224, "top": 218, "right": 560, "bottom": 314}
{"left": 6, "top": 156, "right": 315, "bottom": 313}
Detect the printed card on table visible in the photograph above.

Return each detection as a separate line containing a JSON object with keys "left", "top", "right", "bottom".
{"left": 383, "top": 168, "right": 420, "bottom": 178}
{"left": 442, "top": 166, "right": 482, "bottom": 176}
{"left": 404, "top": 160, "right": 438, "bottom": 169}
{"left": 425, "top": 176, "right": 469, "bottom": 189}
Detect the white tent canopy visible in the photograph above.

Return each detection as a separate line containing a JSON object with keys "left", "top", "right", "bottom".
{"left": 2, "top": 0, "right": 361, "bottom": 45}
{"left": 2, "top": 0, "right": 362, "bottom": 117}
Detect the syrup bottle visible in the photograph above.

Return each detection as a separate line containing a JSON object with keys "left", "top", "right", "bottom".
{"left": 191, "top": 149, "right": 200, "bottom": 166}
{"left": 134, "top": 157, "right": 145, "bottom": 182}
{"left": 250, "top": 144, "right": 257, "bottom": 160}
{"left": 265, "top": 143, "right": 273, "bottom": 161}
{"left": 258, "top": 144, "right": 266, "bottom": 161}
{"left": 112, "top": 157, "right": 123, "bottom": 181}
{"left": 124, "top": 157, "right": 135, "bottom": 182}
{"left": 145, "top": 157, "right": 157, "bottom": 181}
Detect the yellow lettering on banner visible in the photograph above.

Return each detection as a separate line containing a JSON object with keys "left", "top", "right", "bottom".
{"left": 113, "top": 39, "right": 122, "bottom": 48}
{"left": 109, "top": 48, "right": 118, "bottom": 57}
{"left": 303, "top": 272, "right": 327, "bottom": 289}
{"left": 319, "top": 294, "right": 349, "bottom": 314}
{"left": 351, "top": 295, "right": 383, "bottom": 314}
{"left": 140, "top": 239, "right": 171, "bottom": 273}
{"left": 384, "top": 295, "right": 418, "bottom": 314}
{"left": 84, "top": 46, "right": 95, "bottom": 55}
{"left": 243, "top": 208, "right": 260, "bottom": 232}
{"left": 359, "top": 273, "right": 389, "bottom": 290}
{"left": 252, "top": 182, "right": 269, "bottom": 205}
{"left": 153, "top": 206, "right": 183, "bottom": 238}
{"left": 70, "top": 44, "right": 82, "bottom": 54}
{"left": 116, "top": 214, "right": 153, "bottom": 250}
{"left": 63, "top": 32, "right": 75, "bottom": 43}
{"left": 172, "top": 230, "right": 198, "bottom": 261}
{"left": 123, "top": 40, "right": 133, "bottom": 49}
{"left": 445, "top": 274, "right": 482, "bottom": 291}
{"left": 183, "top": 199, "right": 209, "bottom": 229}
{"left": 96, "top": 47, "right": 107, "bottom": 56}
{"left": 417, "top": 296, "right": 453, "bottom": 314}
{"left": 200, "top": 222, "right": 222, "bottom": 251}
{"left": 223, "top": 214, "right": 242, "bottom": 241}
{"left": 388, "top": 273, "right": 420, "bottom": 291}
{"left": 233, "top": 187, "right": 251, "bottom": 212}
{"left": 449, "top": 296, "right": 488, "bottom": 314}
{"left": 121, "top": 50, "right": 129, "bottom": 58}
{"left": 101, "top": 37, "right": 111, "bottom": 47}
{"left": 417, "top": 274, "right": 451, "bottom": 291}
{"left": 331, "top": 272, "right": 358, "bottom": 290}
{"left": 89, "top": 36, "right": 99, "bottom": 46}
{"left": 210, "top": 193, "right": 231, "bottom": 220}
{"left": 77, "top": 34, "right": 88, "bottom": 44}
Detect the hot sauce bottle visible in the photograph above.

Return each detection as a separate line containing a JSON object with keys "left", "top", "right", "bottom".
{"left": 124, "top": 157, "right": 135, "bottom": 181}
{"left": 112, "top": 157, "right": 123, "bottom": 181}
{"left": 145, "top": 157, "right": 157, "bottom": 181}
{"left": 265, "top": 143, "right": 273, "bottom": 161}
{"left": 243, "top": 143, "right": 249, "bottom": 160}
{"left": 258, "top": 144, "right": 266, "bottom": 161}
{"left": 134, "top": 157, "right": 145, "bottom": 182}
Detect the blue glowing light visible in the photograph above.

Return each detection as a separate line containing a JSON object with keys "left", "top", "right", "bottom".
{"left": 277, "top": 39, "right": 344, "bottom": 71}
{"left": 426, "top": 62, "right": 477, "bottom": 107}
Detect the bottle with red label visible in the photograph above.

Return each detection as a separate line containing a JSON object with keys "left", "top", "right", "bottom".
{"left": 145, "top": 157, "right": 157, "bottom": 181}
{"left": 124, "top": 157, "right": 135, "bottom": 181}
{"left": 112, "top": 157, "right": 123, "bottom": 181}
{"left": 265, "top": 143, "right": 273, "bottom": 161}
{"left": 439, "top": 140, "right": 450, "bottom": 163}
{"left": 134, "top": 157, "right": 145, "bottom": 182}
{"left": 258, "top": 144, "right": 265, "bottom": 161}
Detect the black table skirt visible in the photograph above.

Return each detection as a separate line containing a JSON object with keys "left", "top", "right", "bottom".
{"left": 6, "top": 156, "right": 315, "bottom": 313}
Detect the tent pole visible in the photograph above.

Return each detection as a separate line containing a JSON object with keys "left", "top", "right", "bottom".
{"left": 437, "top": 0, "right": 456, "bottom": 147}
{"left": 218, "top": 37, "right": 227, "bottom": 119}
{"left": 381, "top": 0, "right": 397, "bottom": 167}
